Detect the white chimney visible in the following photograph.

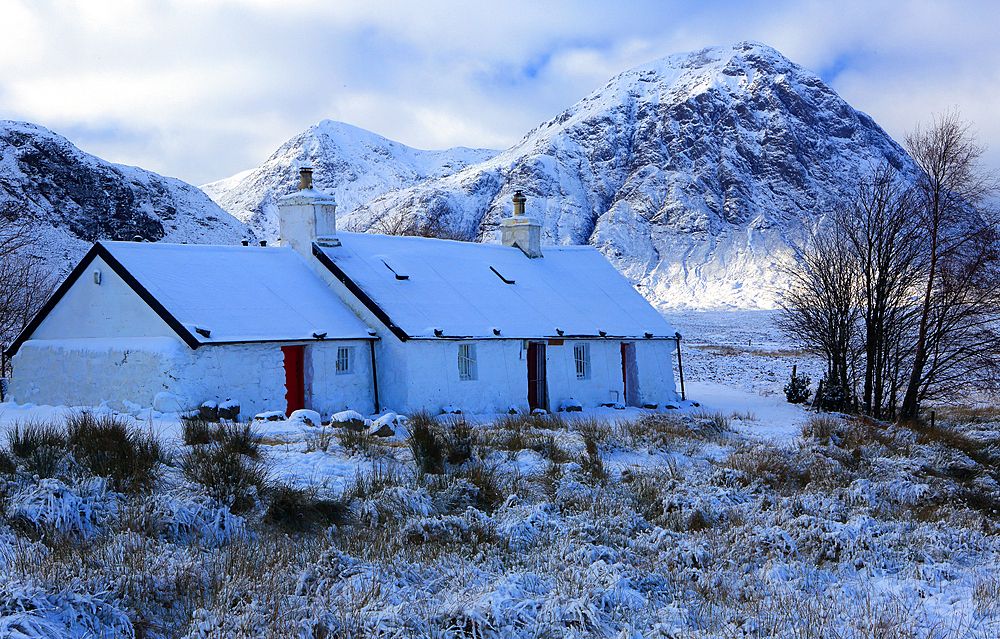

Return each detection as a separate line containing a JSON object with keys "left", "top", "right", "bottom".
{"left": 500, "top": 190, "right": 542, "bottom": 258}
{"left": 277, "top": 167, "right": 340, "bottom": 253}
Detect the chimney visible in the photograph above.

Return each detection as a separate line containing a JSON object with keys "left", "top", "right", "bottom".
{"left": 500, "top": 190, "right": 542, "bottom": 258}
{"left": 277, "top": 166, "right": 340, "bottom": 253}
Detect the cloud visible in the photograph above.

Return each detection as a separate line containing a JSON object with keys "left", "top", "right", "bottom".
{"left": 1, "top": 0, "right": 998, "bottom": 185}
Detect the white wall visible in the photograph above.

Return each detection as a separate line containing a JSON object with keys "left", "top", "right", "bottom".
{"left": 306, "top": 341, "right": 375, "bottom": 415}
{"left": 31, "top": 255, "right": 177, "bottom": 340}
{"left": 11, "top": 337, "right": 375, "bottom": 419}
{"left": 11, "top": 337, "right": 188, "bottom": 409}
{"left": 635, "top": 339, "right": 680, "bottom": 406}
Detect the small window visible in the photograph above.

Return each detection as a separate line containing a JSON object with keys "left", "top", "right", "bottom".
{"left": 574, "top": 343, "right": 591, "bottom": 379}
{"left": 458, "top": 343, "right": 478, "bottom": 381}
{"left": 336, "top": 346, "right": 355, "bottom": 375}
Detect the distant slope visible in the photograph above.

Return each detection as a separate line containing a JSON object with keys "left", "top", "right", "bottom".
{"left": 347, "top": 42, "right": 918, "bottom": 309}
{"left": 200, "top": 120, "right": 499, "bottom": 240}
{"left": 0, "top": 121, "right": 252, "bottom": 275}
{"left": 203, "top": 43, "right": 919, "bottom": 310}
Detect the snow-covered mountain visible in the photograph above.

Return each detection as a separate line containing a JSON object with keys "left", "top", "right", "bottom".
{"left": 205, "top": 42, "right": 918, "bottom": 309}
{"left": 200, "top": 120, "right": 499, "bottom": 240}
{"left": 0, "top": 121, "right": 251, "bottom": 275}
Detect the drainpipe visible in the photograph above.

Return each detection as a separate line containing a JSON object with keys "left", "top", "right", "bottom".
{"left": 675, "top": 332, "right": 685, "bottom": 401}
{"left": 369, "top": 339, "right": 380, "bottom": 413}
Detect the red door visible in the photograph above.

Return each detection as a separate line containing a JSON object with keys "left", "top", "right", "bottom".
{"left": 282, "top": 345, "right": 305, "bottom": 416}
{"left": 527, "top": 342, "right": 547, "bottom": 411}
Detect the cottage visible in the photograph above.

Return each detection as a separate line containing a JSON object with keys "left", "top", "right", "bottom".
{"left": 7, "top": 169, "right": 682, "bottom": 416}
{"left": 5, "top": 241, "right": 377, "bottom": 418}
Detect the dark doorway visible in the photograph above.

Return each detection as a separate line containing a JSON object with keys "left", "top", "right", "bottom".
{"left": 527, "top": 341, "right": 547, "bottom": 411}
{"left": 621, "top": 342, "right": 640, "bottom": 407}
{"left": 282, "top": 345, "right": 305, "bottom": 416}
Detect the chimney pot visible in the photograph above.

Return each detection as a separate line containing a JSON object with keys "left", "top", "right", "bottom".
{"left": 500, "top": 189, "right": 542, "bottom": 258}
{"left": 298, "top": 167, "right": 313, "bottom": 190}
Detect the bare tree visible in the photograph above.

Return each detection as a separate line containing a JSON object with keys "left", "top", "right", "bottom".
{"left": 778, "top": 224, "right": 861, "bottom": 410}
{"left": 0, "top": 201, "right": 56, "bottom": 376}
{"left": 899, "top": 111, "right": 1000, "bottom": 421}
{"left": 835, "top": 164, "right": 924, "bottom": 420}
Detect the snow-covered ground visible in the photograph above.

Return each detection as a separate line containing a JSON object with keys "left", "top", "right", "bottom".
{"left": 2, "top": 310, "right": 999, "bottom": 638}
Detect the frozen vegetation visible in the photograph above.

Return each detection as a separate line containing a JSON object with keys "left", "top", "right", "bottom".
{"left": 0, "top": 311, "right": 998, "bottom": 637}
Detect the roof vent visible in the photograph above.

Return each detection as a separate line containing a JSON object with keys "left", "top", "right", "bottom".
{"left": 312, "top": 332, "right": 327, "bottom": 339}
{"left": 195, "top": 327, "right": 211, "bottom": 338}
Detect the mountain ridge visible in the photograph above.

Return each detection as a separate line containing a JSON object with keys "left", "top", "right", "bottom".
{"left": 0, "top": 120, "right": 252, "bottom": 276}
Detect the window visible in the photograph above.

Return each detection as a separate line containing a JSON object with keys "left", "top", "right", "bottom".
{"left": 574, "top": 342, "right": 591, "bottom": 379}
{"left": 458, "top": 343, "right": 477, "bottom": 380}
{"left": 336, "top": 346, "right": 354, "bottom": 375}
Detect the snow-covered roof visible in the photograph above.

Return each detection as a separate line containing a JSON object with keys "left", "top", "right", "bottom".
{"left": 97, "top": 242, "right": 373, "bottom": 345}
{"left": 315, "top": 233, "right": 677, "bottom": 340}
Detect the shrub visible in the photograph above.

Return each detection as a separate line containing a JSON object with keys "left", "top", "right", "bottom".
{"left": 216, "top": 422, "right": 262, "bottom": 460}
{"left": 440, "top": 417, "right": 474, "bottom": 466}
{"left": 454, "top": 462, "right": 506, "bottom": 512}
{"left": 815, "top": 378, "right": 848, "bottom": 412}
{"left": 691, "top": 410, "right": 731, "bottom": 439}
{"left": 66, "top": 412, "right": 164, "bottom": 493}
{"left": 580, "top": 434, "right": 605, "bottom": 484}
{"left": 8, "top": 421, "right": 68, "bottom": 479}
{"left": 8, "top": 420, "right": 65, "bottom": 458}
{"left": 181, "top": 419, "right": 214, "bottom": 446}
{"left": 784, "top": 372, "right": 812, "bottom": 404}
{"left": 179, "top": 424, "right": 268, "bottom": 513}
{"left": 337, "top": 424, "right": 372, "bottom": 455}
{"left": 264, "top": 484, "right": 349, "bottom": 533}
{"left": 409, "top": 411, "right": 444, "bottom": 475}
{"left": 0, "top": 450, "right": 16, "bottom": 475}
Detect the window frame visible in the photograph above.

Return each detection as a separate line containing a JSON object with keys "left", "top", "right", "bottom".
{"left": 574, "top": 342, "right": 591, "bottom": 380}
{"left": 458, "top": 343, "right": 478, "bottom": 381}
{"left": 335, "top": 345, "right": 355, "bottom": 375}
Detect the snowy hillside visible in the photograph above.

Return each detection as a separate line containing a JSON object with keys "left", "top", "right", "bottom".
{"left": 207, "top": 42, "right": 918, "bottom": 310}
{"left": 200, "top": 120, "right": 499, "bottom": 240}
{"left": 0, "top": 121, "right": 252, "bottom": 275}
{"left": 349, "top": 42, "right": 918, "bottom": 310}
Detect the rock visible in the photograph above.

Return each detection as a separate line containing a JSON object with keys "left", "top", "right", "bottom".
{"left": 218, "top": 400, "right": 240, "bottom": 421}
{"left": 199, "top": 401, "right": 219, "bottom": 422}
{"left": 254, "top": 410, "right": 286, "bottom": 422}
{"left": 153, "top": 392, "right": 185, "bottom": 414}
{"left": 561, "top": 398, "right": 583, "bottom": 412}
{"left": 442, "top": 405, "right": 462, "bottom": 415}
{"left": 331, "top": 409, "right": 367, "bottom": 431}
{"left": 370, "top": 423, "right": 395, "bottom": 437}
{"left": 289, "top": 409, "right": 322, "bottom": 427}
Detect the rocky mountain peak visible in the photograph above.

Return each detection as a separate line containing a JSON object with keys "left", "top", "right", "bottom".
{"left": 207, "top": 42, "right": 919, "bottom": 309}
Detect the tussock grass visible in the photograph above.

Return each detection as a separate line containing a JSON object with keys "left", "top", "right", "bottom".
{"left": 263, "top": 484, "right": 350, "bottom": 533}
{"left": 179, "top": 423, "right": 268, "bottom": 514}
{"left": 66, "top": 412, "right": 164, "bottom": 493}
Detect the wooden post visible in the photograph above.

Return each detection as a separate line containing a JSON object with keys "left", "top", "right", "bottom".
{"left": 812, "top": 379, "right": 824, "bottom": 412}
{"left": 792, "top": 364, "right": 797, "bottom": 379}
{"left": 931, "top": 409, "right": 935, "bottom": 431}
{"left": 675, "top": 333, "right": 685, "bottom": 401}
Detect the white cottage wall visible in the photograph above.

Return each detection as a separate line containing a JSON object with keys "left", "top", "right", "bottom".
{"left": 10, "top": 337, "right": 189, "bottom": 408}
{"left": 30, "top": 256, "right": 177, "bottom": 340}
{"left": 173, "top": 343, "right": 285, "bottom": 419}
{"left": 306, "top": 341, "right": 375, "bottom": 415}
{"left": 402, "top": 340, "right": 527, "bottom": 414}
{"left": 546, "top": 340, "right": 622, "bottom": 410}
{"left": 634, "top": 340, "right": 680, "bottom": 406}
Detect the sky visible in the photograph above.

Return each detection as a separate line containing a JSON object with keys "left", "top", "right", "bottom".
{"left": 2, "top": 0, "right": 998, "bottom": 187}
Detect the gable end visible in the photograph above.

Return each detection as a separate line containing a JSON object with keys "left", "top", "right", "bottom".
{"left": 5, "top": 243, "right": 201, "bottom": 357}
